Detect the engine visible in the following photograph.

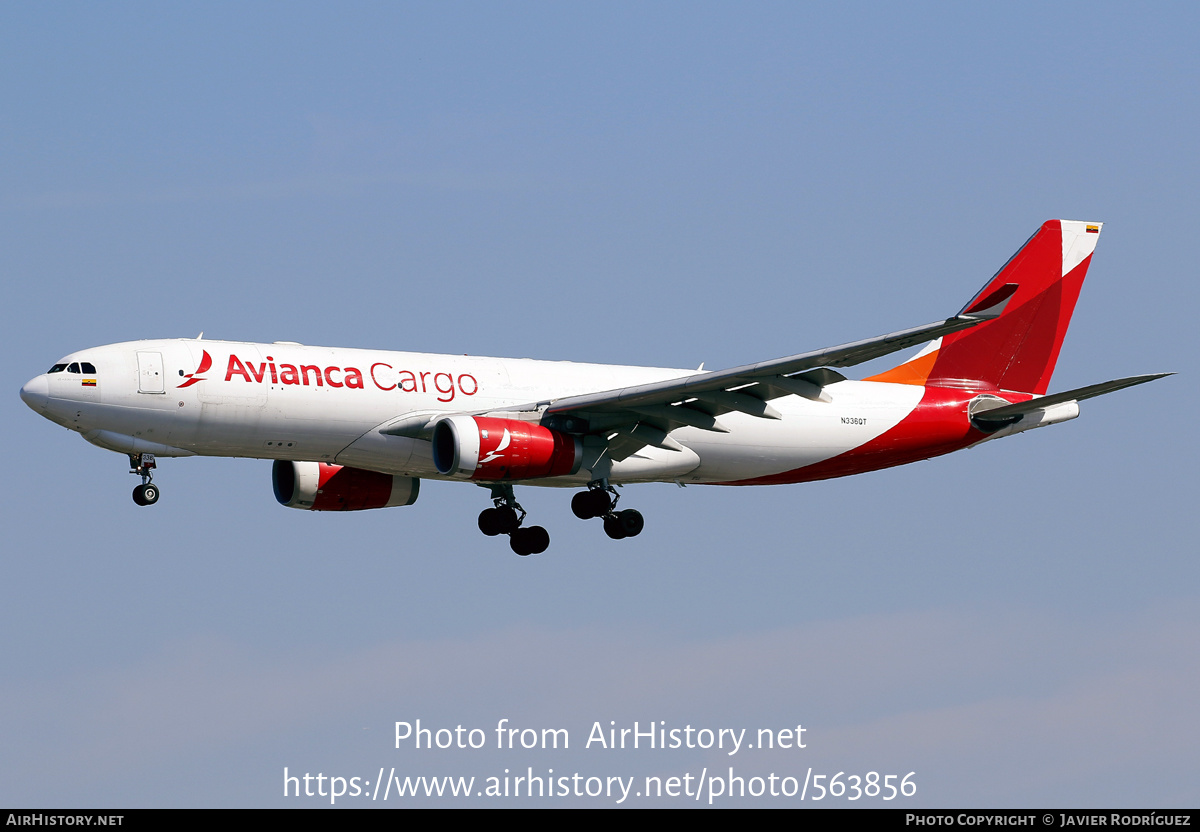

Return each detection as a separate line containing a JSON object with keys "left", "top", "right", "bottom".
{"left": 432, "top": 415, "right": 582, "bottom": 480}
{"left": 272, "top": 461, "right": 420, "bottom": 511}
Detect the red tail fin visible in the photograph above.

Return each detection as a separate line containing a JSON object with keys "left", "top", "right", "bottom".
{"left": 868, "top": 220, "right": 1102, "bottom": 395}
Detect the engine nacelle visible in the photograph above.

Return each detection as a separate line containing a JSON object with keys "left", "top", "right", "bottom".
{"left": 272, "top": 461, "right": 420, "bottom": 511}
{"left": 432, "top": 415, "right": 582, "bottom": 480}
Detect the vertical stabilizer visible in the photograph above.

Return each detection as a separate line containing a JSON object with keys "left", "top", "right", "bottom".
{"left": 867, "top": 220, "right": 1101, "bottom": 394}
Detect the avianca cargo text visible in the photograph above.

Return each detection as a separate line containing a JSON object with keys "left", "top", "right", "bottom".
{"left": 219, "top": 352, "right": 482, "bottom": 402}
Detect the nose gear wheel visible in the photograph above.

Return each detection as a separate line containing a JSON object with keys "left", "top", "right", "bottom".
{"left": 128, "top": 453, "right": 161, "bottom": 507}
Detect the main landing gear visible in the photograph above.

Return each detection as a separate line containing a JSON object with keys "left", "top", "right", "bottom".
{"left": 478, "top": 483, "right": 550, "bottom": 556}
{"left": 571, "top": 480, "right": 644, "bottom": 540}
{"left": 477, "top": 480, "right": 644, "bottom": 555}
{"left": 129, "top": 453, "right": 160, "bottom": 506}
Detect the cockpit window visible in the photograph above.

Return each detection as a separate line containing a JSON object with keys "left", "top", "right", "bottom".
{"left": 80, "top": 362, "right": 97, "bottom": 374}
{"left": 67, "top": 363, "right": 81, "bottom": 373}
{"left": 48, "top": 364, "right": 68, "bottom": 374}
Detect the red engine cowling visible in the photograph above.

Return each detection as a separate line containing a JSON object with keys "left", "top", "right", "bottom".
{"left": 272, "top": 461, "right": 420, "bottom": 511}
{"left": 432, "top": 415, "right": 582, "bottom": 480}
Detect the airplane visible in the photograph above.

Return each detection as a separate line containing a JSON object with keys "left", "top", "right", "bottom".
{"left": 20, "top": 220, "right": 1169, "bottom": 556}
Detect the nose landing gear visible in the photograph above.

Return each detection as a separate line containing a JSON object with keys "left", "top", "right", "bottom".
{"left": 129, "top": 453, "right": 160, "bottom": 506}
{"left": 572, "top": 480, "right": 644, "bottom": 541}
{"left": 478, "top": 483, "right": 550, "bottom": 556}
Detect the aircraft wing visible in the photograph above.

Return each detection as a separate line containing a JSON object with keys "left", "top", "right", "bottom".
{"left": 525, "top": 309, "right": 1005, "bottom": 461}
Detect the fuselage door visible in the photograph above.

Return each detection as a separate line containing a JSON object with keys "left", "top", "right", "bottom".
{"left": 137, "top": 351, "right": 165, "bottom": 393}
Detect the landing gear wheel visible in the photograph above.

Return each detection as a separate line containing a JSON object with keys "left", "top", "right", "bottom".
{"left": 132, "top": 483, "right": 159, "bottom": 506}
{"left": 572, "top": 489, "right": 612, "bottom": 519}
{"left": 129, "top": 453, "right": 159, "bottom": 507}
{"left": 571, "top": 491, "right": 594, "bottom": 519}
{"left": 480, "top": 483, "right": 542, "bottom": 550}
{"left": 527, "top": 526, "right": 550, "bottom": 554}
{"left": 478, "top": 508, "right": 503, "bottom": 536}
{"left": 494, "top": 506, "right": 520, "bottom": 534}
{"left": 510, "top": 526, "right": 550, "bottom": 556}
{"left": 479, "top": 506, "right": 520, "bottom": 536}
{"left": 617, "top": 508, "right": 643, "bottom": 537}
{"left": 603, "top": 513, "right": 628, "bottom": 540}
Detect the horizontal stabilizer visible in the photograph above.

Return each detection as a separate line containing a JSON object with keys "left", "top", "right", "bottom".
{"left": 971, "top": 373, "right": 1172, "bottom": 426}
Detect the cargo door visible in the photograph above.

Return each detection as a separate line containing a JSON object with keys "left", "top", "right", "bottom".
{"left": 137, "top": 351, "right": 165, "bottom": 393}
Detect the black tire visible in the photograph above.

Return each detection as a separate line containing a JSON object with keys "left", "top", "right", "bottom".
{"left": 510, "top": 528, "right": 534, "bottom": 556}
{"left": 478, "top": 508, "right": 503, "bottom": 536}
{"left": 603, "top": 513, "right": 627, "bottom": 540}
{"left": 132, "top": 484, "right": 147, "bottom": 506}
{"left": 495, "top": 506, "right": 520, "bottom": 534}
{"left": 141, "top": 483, "right": 160, "bottom": 505}
{"left": 527, "top": 526, "right": 550, "bottom": 554}
{"left": 571, "top": 491, "right": 595, "bottom": 520}
{"left": 618, "top": 509, "right": 643, "bottom": 537}
{"left": 585, "top": 489, "right": 612, "bottom": 517}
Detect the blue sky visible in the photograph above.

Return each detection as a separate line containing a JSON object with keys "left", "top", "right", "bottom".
{"left": 1, "top": 3, "right": 1196, "bottom": 807}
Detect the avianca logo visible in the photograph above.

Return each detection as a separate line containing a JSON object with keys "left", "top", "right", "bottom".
{"left": 479, "top": 427, "right": 511, "bottom": 465}
{"left": 177, "top": 350, "right": 212, "bottom": 388}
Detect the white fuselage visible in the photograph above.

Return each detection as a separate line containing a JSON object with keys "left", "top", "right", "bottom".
{"left": 23, "top": 338, "right": 924, "bottom": 486}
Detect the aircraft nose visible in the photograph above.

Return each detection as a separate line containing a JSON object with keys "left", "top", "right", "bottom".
{"left": 20, "top": 375, "right": 49, "bottom": 414}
